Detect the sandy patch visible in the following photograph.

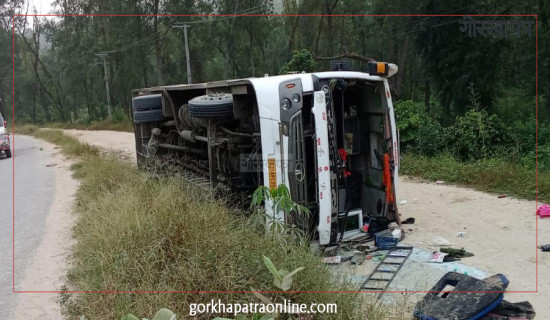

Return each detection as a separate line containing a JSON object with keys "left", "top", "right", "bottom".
{"left": 14, "top": 139, "right": 78, "bottom": 319}
{"left": 63, "top": 129, "right": 136, "bottom": 163}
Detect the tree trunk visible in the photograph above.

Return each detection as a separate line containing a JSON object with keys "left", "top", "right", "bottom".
{"left": 225, "top": 0, "right": 240, "bottom": 78}
{"left": 84, "top": 75, "right": 92, "bottom": 119}
{"left": 326, "top": 15, "right": 333, "bottom": 55}
{"left": 424, "top": 76, "right": 431, "bottom": 115}
{"left": 286, "top": 0, "right": 306, "bottom": 57}
{"left": 0, "top": 80, "right": 5, "bottom": 118}
{"left": 153, "top": 0, "right": 164, "bottom": 85}
{"left": 314, "top": 15, "right": 325, "bottom": 54}
{"left": 31, "top": 84, "right": 37, "bottom": 123}
{"left": 324, "top": 0, "right": 339, "bottom": 55}
{"left": 247, "top": 26, "right": 255, "bottom": 76}
{"left": 20, "top": 23, "right": 66, "bottom": 121}
{"left": 395, "top": 34, "right": 410, "bottom": 98}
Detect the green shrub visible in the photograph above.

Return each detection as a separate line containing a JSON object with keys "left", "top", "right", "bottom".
{"left": 448, "top": 109, "right": 507, "bottom": 160}
{"left": 394, "top": 100, "right": 425, "bottom": 151}
{"left": 493, "top": 88, "right": 534, "bottom": 124}
{"left": 520, "top": 144, "right": 550, "bottom": 172}
{"left": 394, "top": 100, "right": 446, "bottom": 156}
{"left": 279, "top": 49, "right": 317, "bottom": 74}
{"left": 416, "top": 119, "right": 447, "bottom": 157}
{"left": 112, "top": 107, "right": 131, "bottom": 123}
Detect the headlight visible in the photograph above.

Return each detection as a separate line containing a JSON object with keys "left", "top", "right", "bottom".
{"left": 281, "top": 98, "right": 292, "bottom": 110}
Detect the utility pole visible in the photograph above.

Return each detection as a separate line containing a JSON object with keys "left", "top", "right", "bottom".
{"left": 95, "top": 52, "right": 113, "bottom": 119}
{"left": 173, "top": 24, "right": 192, "bottom": 83}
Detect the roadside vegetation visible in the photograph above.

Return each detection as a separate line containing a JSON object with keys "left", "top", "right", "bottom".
{"left": 16, "top": 110, "right": 133, "bottom": 133}
{"left": 17, "top": 126, "right": 396, "bottom": 320}
{"left": 395, "top": 87, "right": 547, "bottom": 203}
{"left": 46, "top": 118, "right": 133, "bottom": 132}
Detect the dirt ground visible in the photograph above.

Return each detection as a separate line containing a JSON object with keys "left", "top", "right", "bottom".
{"left": 63, "top": 129, "right": 550, "bottom": 317}
{"left": 63, "top": 129, "right": 137, "bottom": 163}
{"left": 398, "top": 176, "right": 549, "bottom": 316}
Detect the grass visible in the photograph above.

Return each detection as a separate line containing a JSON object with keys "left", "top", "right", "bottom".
{"left": 17, "top": 126, "right": 387, "bottom": 320}
{"left": 401, "top": 153, "right": 549, "bottom": 203}
{"left": 15, "top": 124, "right": 98, "bottom": 157}
{"left": 50, "top": 118, "right": 134, "bottom": 132}
{"left": 15, "top": 118, "right": 134, "bottom": 133}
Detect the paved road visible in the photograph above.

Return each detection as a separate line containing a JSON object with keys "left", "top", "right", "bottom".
{"left": 0, "top": 135, "right": 55, "bottom": 318}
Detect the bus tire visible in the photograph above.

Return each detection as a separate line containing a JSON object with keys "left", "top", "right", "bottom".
{"left": 132, "top": 94, "right": 162, "bottom": 112}
{"left": 133, "top": 109, "right": 166, "bottom": 123}
{"left": 188, "top": 93, "right": 234, "bottom": 118}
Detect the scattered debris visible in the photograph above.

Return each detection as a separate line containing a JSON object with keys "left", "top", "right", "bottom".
{"left": 402, "top": 217, "right": 416, "bottom": 224}
{"left": 414, "top": 272, "right": 507, "bottom": 320}
{"left": 388, "top": 222, "right": 400, "bottom": 229}
{"left": 497, "top": 194, "right": 507, "bottom": 198}
{"left": 429, "top": 236, "right": 453, "bottom": 246}
{"left": 436, "top": 180, "right": 445, "bottom": 184}
{"left": 39, "top": 147, "right": 43, "bottom": 151}
{"left": 443, "top": 255, "right": 460, "bottom": 262}
{"left": 538, "top": 244, "right": 550, "bottom": 252}
{"left": 481, "top": 300, "right": 536, "bottom": 319}
{"left": 53, "top": 146, "right": 59, "bottom": 149}
{"left": 416, "top": 241, "right": 423, "bottom": 245}
{"left": 371, "top": 252, "right": 386, "bottom": 262}
{"left": 340, "top": 255, "right": 353, "bottom": 262}
{"left": 391, "top": 228, "right": 402, "bottom": 239}
{"left": 456, "top": 232, "right": 466, "bottom": 237}
{"left": 430, "top": 252, "right": 448, "bottom": 263}
{"left": 351, "top": 252, "right": 366, "bottom": 265}
{"left": 322, "top": 256, "right": 342, "bottom": 264}
{"left": 353, "top": 243, "right": 372, "bottom": 252}
{"left": 397, "top": 200, "right": 407, "bottom": 206}
{"left": 375, "top": 229, "right": 398, "bottom": 249}
{"left": 46, "top": 163, "right": 57, "bottom": 167}
{"left": 441, "top": 247, "right": 474, "bottom": 258}
{"left": 536, "top": 204, "right": 550, "bottom": 218}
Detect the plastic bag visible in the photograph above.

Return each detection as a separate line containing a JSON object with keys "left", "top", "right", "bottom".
{"left": 536, "top": 204, "right": 550, "bottom": 218}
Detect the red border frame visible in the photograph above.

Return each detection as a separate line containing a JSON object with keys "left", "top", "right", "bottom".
{"left": 11, "top": 14, "right": 538, "bottom": 295}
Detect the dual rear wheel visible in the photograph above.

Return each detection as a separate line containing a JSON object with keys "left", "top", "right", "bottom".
{"left": 132, "top": 93, "right": 234, "bottom": 165}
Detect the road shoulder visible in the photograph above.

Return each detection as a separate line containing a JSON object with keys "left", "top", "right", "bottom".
{"left": 14, "top": 136, "right": 77, "bottom": 319}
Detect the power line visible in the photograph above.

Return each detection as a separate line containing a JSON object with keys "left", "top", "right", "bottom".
{"left": 98, "top": 28, "right": 169, "bottom": 55}
{"left": 173, "top": 6, "right": 264, "bottom": 26}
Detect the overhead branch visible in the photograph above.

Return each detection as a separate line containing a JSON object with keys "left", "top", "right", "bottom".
{"left": 314, "top": 52, "right": 375, "bottom": 63}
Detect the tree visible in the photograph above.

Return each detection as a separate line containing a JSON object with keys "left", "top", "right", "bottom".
{"left": 279, "top": 49, "right": 317, "bottom": 74}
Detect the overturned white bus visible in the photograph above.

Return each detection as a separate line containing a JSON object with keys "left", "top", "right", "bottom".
{"left": 131, "top": 61, "right": 400, "bottom": 246}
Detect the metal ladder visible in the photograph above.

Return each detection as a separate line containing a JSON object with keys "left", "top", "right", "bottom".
{"left": 360, "top": 246, "right": 414, "bottom": 297}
